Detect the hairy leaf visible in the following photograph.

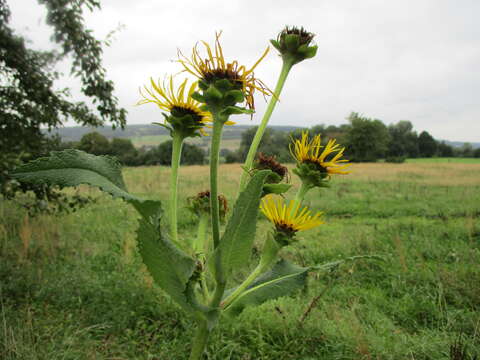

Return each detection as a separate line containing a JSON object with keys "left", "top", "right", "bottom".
{"left": 136, "top": 203, "right": 196, "bottom": 311}
{"left": 11, "top": 149, "right": 138, "bottom": 200}
{"left": 218, "top": 170, "right": 271, "bottom": 275}
{"left": 225, "top": 259, "right": 309, "bottom": 316}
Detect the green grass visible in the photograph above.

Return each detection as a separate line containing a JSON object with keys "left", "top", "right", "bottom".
{"left": 406, "top": 157, "right": 480, "bottom": 164}
{"left": 1, "top": 162, "right": 480, "bottom": 359}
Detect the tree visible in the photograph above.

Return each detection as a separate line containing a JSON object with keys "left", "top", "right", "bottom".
{"left": 1, "top": 0, "right": 126, "bottom": 198}
{"left": 387, "top": 120, "right": 419, "bottom": 158}
{"left": 77, "top": 132, "right": 111, "bottom": 155}
{"left": 146, "top": 141, "right": 205, "bottom": 166}
{"left": 437, "top": 141, "right": 454, "bottom": 157}
{"left": 110, "top": 138, "right": 138, "bottom": 166}
{"left": 344, "top": 112, "right": 390, "bottom": 162}
{"left": 418, "top": 131, "right": 437, "bottom": 157}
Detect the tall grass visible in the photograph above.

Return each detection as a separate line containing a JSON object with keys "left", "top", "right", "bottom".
{"left": 1, "top": 162, "right": 479, "bottom": 359}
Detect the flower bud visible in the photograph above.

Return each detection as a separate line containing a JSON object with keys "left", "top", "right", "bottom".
{"left": 187, "top": 190, "right": 228, "bottom": 221}
{"left": 270, "top": 26, "right": 318, "bottom": 65}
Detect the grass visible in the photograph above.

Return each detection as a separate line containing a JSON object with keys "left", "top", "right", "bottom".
{"left": 406, "top": 157, "right": 480, "bottom": 164}
{"left": 1, "top": 162, "right": 480, "bottom": 359}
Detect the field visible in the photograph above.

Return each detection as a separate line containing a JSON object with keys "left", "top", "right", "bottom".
{"left": 1, "top": 160, "right": 480, "bottom": 359}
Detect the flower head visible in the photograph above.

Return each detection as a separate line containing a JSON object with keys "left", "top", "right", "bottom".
{"left": 178, "top": 32, "right": 271, "bottom": 111}
{"left": 260, "top": 196, "right": 324, "bottom": 240}
{"left": 137, "top": 76, "right": 211, "bottom": 137}
{"left": 253, "top": 153, "right": 288, "bottom": 184}
{"left": 291, "top": 131, "right": 350, "bottom": 175}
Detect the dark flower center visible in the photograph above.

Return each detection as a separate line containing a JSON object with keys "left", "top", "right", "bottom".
{"left": 255, "top": 153, "right": 288, "bottom": 180}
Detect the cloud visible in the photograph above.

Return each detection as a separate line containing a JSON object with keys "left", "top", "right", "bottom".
{"left": 8, "top": 0, "right": 480, "bottom": 142}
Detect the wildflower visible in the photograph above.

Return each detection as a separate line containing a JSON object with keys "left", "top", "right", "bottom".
{"left": 137, "top": 76, "right": 211, "bottom": 138}
{"left": 253, "top": 153, "right": 288, "bottom": 184}
{"left": 178, "top": 32, "right": 271, "bottom": 114}
{"left": 270, "top": 26, "right": 318, "bottom": 65}
{"left": 187, "top": 190, "right": 228, "bottom": 221}
{"left": 260, "top": 196, "right": 323, "bottom": 243}
{"left": 290, "top": 131, "right": 350, "bottom": 188}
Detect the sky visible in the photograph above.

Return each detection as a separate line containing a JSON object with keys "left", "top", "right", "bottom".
{"left": 8, "top": 0, "right": 480, "bottom": 142}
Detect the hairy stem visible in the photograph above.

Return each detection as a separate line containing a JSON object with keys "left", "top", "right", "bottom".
{"left": 170, "top": 133, "right": 184, "bottom": 244}
{"left": 238, "top": 59, "right": 294, "bottom": 192}
{"left": 209, "top": 119, "right": 226, "bottom": 308}
{"left": 194, "top": 213, "right": 209, "bottom": 254}
{"left": 189, "top": 320, "right": 209, "bottom": 360}
{"left": 293, "top": 181, "right": 311, "bottom": 209}
{"left": 221, "top": 262, "right": 263, "bottom": 309}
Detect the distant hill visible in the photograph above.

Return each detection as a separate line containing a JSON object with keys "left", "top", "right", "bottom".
{"left": 44, "top": 124, "right": 302, "bottom": 143}
{"left": 442, "top": 140, "right": 480, "bottom": 149}
{"left": 44, "top": 124, "right": 480, "bottom": 149}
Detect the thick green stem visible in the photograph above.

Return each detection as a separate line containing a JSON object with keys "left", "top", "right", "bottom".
{"left": 209, "top": 119, "right": 226, "bottom": 308}
{"left": 170, "top": 133, "right": 184, "bottom": 244}
{"left": 221, "top": 263, "right": 263, "bottom": 309}
{"left": 221, "top": 236, "right": 281, "bottom": 309}
{"left": 193, "top": 213, "right": 209, "bottom": 254}
{"left": 238, "top": 59, "right": 294, "bottom": 192}
{"left": 194, "top": 213, "right": 210, "bottom": 301}
{"left": 189, "top": 320, "right": 209, "bottom": 360}
{"left": 293, "top": 181, "right": 311, "bottom": 209}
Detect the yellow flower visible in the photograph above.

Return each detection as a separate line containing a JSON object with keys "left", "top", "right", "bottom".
{"left": 137, "top": 76, "right": 211, "bottom": 136}
{"left": 290, "top": 131, "right": 350, "bottom": 175}
{"left": 178, "top": 32, "right": 271, "bottom": 110}
{"left": 260, "top": 196, "right": 324, "bottom": 235}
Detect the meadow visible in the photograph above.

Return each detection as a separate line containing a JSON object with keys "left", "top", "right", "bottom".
{"left": 1, "top": 160, "right": 479, "bottom": 359}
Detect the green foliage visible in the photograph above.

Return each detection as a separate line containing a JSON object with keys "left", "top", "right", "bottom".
{"left": 2, "top": 163, "right": 480, "bottom": 358}
{"left": 109, "top": 138, "right": 139, "bottom": 166}
{"left": 152, "top": 140, "right": 206, "bottom": 166}
{"left": 10, "top": 150, "right": 136, "bottom": 202}
{"left": 225, "top": 260, "right": 309, "bottom": 317}
{"left": 418, "top": 130, "right": 438, "bottom": 157}
{"left": 78, "top": 132, "right": 111, "bottom": 155}
{"left": 218, "top": 170, "right": 271, "bottom": 275}
{"left": 136, "top": 204, "right": 196, "bottom": 312}
{"left": 344, "top": 112, "right": 390, "bottom": 162}
{"left": 0, "top": 0, "right": 126, "bottom": 212}
{"left": 387, "top": 120, "right": 419, "bottom": 158}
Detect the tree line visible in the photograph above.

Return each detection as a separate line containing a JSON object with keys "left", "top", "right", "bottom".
{"left": 224, "top": 112, "right": 480, "bottom": 163}
{"left": 55, "top": 132, "right": 206, "bottom": 166}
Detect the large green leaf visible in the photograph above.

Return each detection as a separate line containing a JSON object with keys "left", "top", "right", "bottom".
{"left": 225, "top": 259, "right": 309, "bottom": 316}
{"left": 10, "top": 149, "right": 158, "bottom": 216}
{"left": 217, "top": 170, "right": 271, "bottom": 275}
{"left": 11, "top": 149, "right": 135, "bottom": 199}
{"left": 136, "top": 203, "right": 196, "bottom": 312}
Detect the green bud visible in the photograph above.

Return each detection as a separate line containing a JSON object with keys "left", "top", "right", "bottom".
{"left": 292, "top": 162, "right": 331, "bottom": 189}
{"left": 273, "top": 26, "right": 317, "bottom": 65}
{"left": 187, "top": 190, "right": 228, "bottom": 221}
{"left": 155, "top": 108, "right": 206, "bottom": 139}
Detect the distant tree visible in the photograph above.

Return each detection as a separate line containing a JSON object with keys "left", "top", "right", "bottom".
{"left": 151, "top": 140, "right": 205, "bottom": 166}
{"left": 1, "top": 0, "right": 126, "bottom": 208}
{"left": 110, "top": 138, "right": 138, "bottom": 166}
{"left": 418, "top": 131, "right": 437, "bottom": 157}
{"left": 458, "top": 143, "right": 474, "bottom": 158}
{"left": 387, "top": 120, "right": 419, "bottom": 158}
{"left": 474, "top": 148, "right": 480, "bottom": 158}
{"left": 237, "top": 126, "right": 274, "bottom": 161}
{"left": 77, "top": 132, "right": 110, "bottom": 155}
{"left": 437, "top": 141, "right": 454, "bottom": 157}
{"left": 344, "top": 112, "right": 390, "bottom": 162}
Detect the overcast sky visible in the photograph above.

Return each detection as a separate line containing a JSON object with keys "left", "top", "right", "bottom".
{"left": 9, "top": 0, "right": 480, "bottom": 142}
